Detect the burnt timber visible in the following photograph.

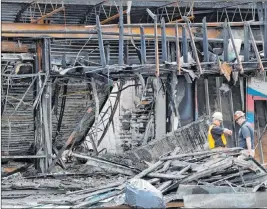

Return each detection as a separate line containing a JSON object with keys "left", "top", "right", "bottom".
{"left": 1, "top": 1, "right": 267, "bottom": 208}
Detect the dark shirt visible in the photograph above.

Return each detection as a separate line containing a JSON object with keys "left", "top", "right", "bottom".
{"left": 211, "top": 125, "right": 225, "bottom": 147}
{"left": 238, "top": 121, "right": 254, "bottom": 149}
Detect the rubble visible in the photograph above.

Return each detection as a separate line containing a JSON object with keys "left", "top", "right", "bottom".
{"left": 2, "top": 148, "right": 267, "bottom": 208}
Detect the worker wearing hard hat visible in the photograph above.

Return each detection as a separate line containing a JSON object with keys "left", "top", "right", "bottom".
{"left": 208, "top": 112, "right": 232, "bottom": 150}
{"left": 234, "top": 111, "right": 255, "bottom": 158}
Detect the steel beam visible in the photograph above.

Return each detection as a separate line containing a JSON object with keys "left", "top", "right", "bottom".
{"left": 1, "top": 22, "right": 252, "bottom": 39}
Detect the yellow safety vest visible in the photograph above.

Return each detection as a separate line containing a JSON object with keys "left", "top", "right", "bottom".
{"left": 208, "top": 124, "right": 227, "bottom": 149}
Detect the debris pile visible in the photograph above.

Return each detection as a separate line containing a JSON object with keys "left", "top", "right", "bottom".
{"left": 2, "top": 147, "right": 267, "bottom": 208}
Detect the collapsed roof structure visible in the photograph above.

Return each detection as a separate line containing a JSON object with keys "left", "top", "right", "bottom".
{"left": 1, "top": 0, "right": 267, "bottom": 208}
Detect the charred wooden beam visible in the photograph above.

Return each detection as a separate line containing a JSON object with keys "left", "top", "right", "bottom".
{"left": 248, "top": 23, "right": 264, "bottom": 72}
{"left": 223, "top": 20, "right": 228, "bottom": 62}
{"left": 161, "top": 17, "right": 167, "bottom": 62}
{"left": 202, "top": 17, "right": 209, "bottom": 62}
{"left": 184, "top": 16, "right": 202, "bottom": 74}
{"left": 182, "top": 25, "right": 188, "bottom": 63}
{"left": 175, "top": 21, "right": 181, "bottom": 74}
{"left": 227, "top": 22, "right": 244, "bottom": 74}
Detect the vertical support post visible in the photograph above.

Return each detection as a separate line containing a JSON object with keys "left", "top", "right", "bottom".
{"left": 244, "top": 23, "right": 249, "bottom": 62}
{"left": 194, "top": 80, "right": 198, "bottom": 121}
{"left": 161, "top": 17, "right": 167, "bottom": 62}
{"left": 216, "top": 77, "right": 222, "bottom": 113}
{"left": 256, "top": 114, "right": 264, "bottom": 164}
{"left": 124, "top": 41, "right": 129, "bottom": 64}
{"left": 36, "top": 40, "right": 45, "bottom": 173}
{"left": 182, "top": 25, "right": 188, "bottom": 63}
{"left": 119, "top": 5, "right": 124, "bottom": 66}
{"left": 223, "top": 19, "right": 228, "bottom": 62}
{"left": 227, "top": 23, "right": 244, "bottom": 74}
{"left": 104, "top": 42, "right": 110, "bottom": 65}
{"left": 154, "top": 78, "right": 166, "bottom": 139}
{"left": 229, "top": 90, "right": 236, "bottom": 146}
{"left": 167, "top": 41, "right": 171, "bottom": 62}
{"left": 240, "top": 77, "right": 245, "bottom": 111}
{"left": 202, "top": 17, "right": 209, "bottom": 62}
{"left": 140, "top": 26, "right": 146, "bottom": 64}
{"left": 47, "top": 82, "right": 52, "bottom": 145}
{"left": 175, "top": 21, "right": 181, "bottom": 74}
{"left": 169, "top": 42, "right": 175, "bottom": 62}
{"left": 204, "top": 78, "right": 211, "bottom": 119}
{"left": 154, "top": 16, "right": 159, "bottom": 77}
{"left": 33, "top": 55, "right": 39, "bottom": 170}
{"left": 184, "top": 16, "right": 202, "bottom": 74}
{"left": 96, "top": 15, "right": 106, "bottom": 67}
{"left": 257, "top": 2, "right": 264, "bottom": 45}
{"left": 42, "top": 38, "right": 52, "bottom": 171}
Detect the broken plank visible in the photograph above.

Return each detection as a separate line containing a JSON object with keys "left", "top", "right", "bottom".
{"left": 161, "top": 148, "right": 242, "bottom": 160}
{"left": 171, "top": 160, "right": 199, "bottom": 170}
{"left": 181, "top": 157, "right": 233, "bottom": 183}
{"left": 158, "top": 147, "right": 180, "bottom": 173}
{"left": 147, "top": 172, "right": 186, "bottom": 180}
{"left": 134, "top": 160, "right": 164, "bottom": 179}
{"left": 66, "top": 182, "right": 123, "bottom": 196}
{"left": 72, "top": 153, "right": 135, "bottom": 176}
{"left": 71, "top": 190, "right": 122, "bottom": 208}
{"left": 157, "top": 180, "right": 172, "bottom": 191}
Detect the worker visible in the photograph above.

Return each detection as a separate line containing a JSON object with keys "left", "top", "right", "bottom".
{"left": 208, "top": 112, "right": 232, "bottom": 150}
{"left": 234, "top": 111, "right": 255, "bottom": 158}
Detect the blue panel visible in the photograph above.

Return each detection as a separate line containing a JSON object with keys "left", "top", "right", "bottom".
{"left": 246, "top": 112, "right": 255, "bottom": 124}
{"left": 247, "top": 87, "right": 267, "bottom": 98}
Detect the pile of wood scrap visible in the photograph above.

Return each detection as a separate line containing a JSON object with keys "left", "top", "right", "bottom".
{"left": 2, "top": 148, "right": 267, "bottom": 208}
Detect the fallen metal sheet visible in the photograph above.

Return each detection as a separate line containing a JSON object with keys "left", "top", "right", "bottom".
{"left": 176, "top": 184, "right": 251, "bottom": 200}
{"left": 183, "top": 192, "right": 267, "bottom": 208}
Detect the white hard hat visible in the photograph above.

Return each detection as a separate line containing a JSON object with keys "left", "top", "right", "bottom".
{"left": 212, "top": 112, "right": 223, "bottom": 121}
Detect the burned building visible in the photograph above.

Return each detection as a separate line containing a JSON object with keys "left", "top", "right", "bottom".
{"left": 1, "top": 0, "right": 267, "bottom": 208}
